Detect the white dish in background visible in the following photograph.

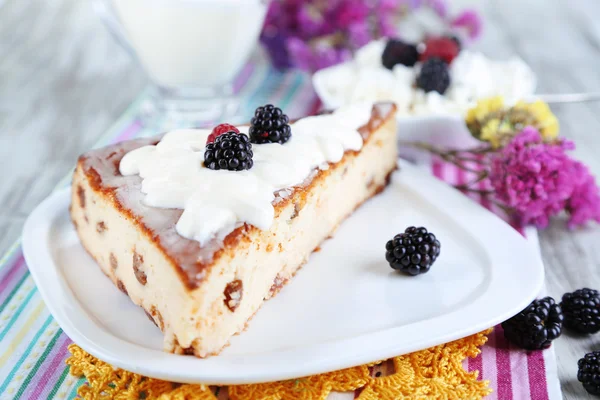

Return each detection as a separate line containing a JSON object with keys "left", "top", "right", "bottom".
{"left": 23, "top": 160, "right": 544, "bottom": 385}
{"left": 312, "top": 42, "right": 537, "bottom": 118}
{"left": 313, "top": 41, "right": 537, "bottom": 157}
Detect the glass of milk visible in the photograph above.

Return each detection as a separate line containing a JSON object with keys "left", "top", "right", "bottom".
{"left": 92, "top": 0, "right": 268, "bottom": 128}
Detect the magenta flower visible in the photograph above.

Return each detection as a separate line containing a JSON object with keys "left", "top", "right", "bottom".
{"left": 489, "top": 127, "right": 576, "bottom": 228}
{"left": 452, "top": 9, "right": 483, "bottom": 40}
{"left": 286, "top": 37, "right": 314, "bottom": 71}
{"left": 565, "top": 161, "right": 600, "bottom": 229}
{"left": 347, "top": 21, "right": 372, "bottom": 48}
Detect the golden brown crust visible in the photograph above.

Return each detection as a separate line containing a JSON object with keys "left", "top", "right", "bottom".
{"left": 76, "top": 103, "right": 396, "bottom": 291}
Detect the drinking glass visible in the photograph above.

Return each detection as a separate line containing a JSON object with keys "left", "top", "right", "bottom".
{"left": 92, "top": 0, "right": 269, "bottom": 128}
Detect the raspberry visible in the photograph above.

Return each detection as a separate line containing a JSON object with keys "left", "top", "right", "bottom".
{"left": 385, "top": 227, "right": 440, "bottom": 276}
{"left": 501, "top": 297, "right": 563, "bottom": 350}
{"left": 204, "top": 132, "right": 253, "bottom": 171}
{"left": 420, "top": 37, "right": 460, "bottom": 64}
{"left": 206, "top": 123, "right": 240, "bottom": 144}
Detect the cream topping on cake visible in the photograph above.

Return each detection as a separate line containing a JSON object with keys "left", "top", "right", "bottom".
{"left": 119, "top": 103, "right": 373, "bottom": 246}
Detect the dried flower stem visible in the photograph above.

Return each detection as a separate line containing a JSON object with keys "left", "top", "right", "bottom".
{"left": 402, "top": 140, "right": 514, "bottom": 216}
{"left": 401, "top": 141, "right": 493, "bottom": 173}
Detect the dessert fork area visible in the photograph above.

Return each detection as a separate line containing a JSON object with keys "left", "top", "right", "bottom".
{"left": 2, "top": 0, "right": 600, "bottom": 399}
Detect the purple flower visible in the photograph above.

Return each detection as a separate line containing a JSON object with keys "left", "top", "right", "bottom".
{"left": 347, "top": 21, "right": 372, "bottom": 48}
{"left": 261, "top": 32, "right": 293, "bottom": 70}
{"left": 259, "top": 0, "right": 483, "bottom": 71}
{"left": 489, "top": 127, "right": 576, "bottom": 228}
{"left": 565, "top": 161, "right": 600, "bottom": 229}
{"left": 286, "top": 37, "right": 314, "bottom": 71}
{"left": 451, "top": 9, "right": 483, "bottom": 40}
{"left": 332, "top": 0, "right": 370, "bottom": 28}
{"left": 312, "top": 43, "right": 352, "bottom": 70}
{"left": 297, "top": 5, "right": 324, "bottom": 39}
{"left": 378, "top": 0, "right": 402, "bottom": 13}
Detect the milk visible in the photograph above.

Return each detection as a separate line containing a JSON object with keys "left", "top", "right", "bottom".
{"left": 112, "top": 0, "right": 267, "bottom": 88}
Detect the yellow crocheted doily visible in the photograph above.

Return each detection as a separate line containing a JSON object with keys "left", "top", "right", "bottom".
{"left": 66, "top": 329, "right": 492, "bottom": 400}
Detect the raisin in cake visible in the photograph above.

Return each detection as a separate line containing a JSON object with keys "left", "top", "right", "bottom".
{"left": 70, "top": 102, "right": 397, "bottom": 357}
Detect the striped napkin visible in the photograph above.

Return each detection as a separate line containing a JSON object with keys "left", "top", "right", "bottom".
{"left": 0, "top": 60, "right": 561, "bottom": 399}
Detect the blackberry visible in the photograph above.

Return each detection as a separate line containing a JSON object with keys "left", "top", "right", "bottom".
{"left": 385, "top": 226, "right": 440, "bottom": 276}
{"left": 416, "top": 58, "right": 451, "bottom": 94}
{"left": 578, "top": 351, "right": 600, "bottom": 395}
{"left": 381, "top": 39, "right": 419, "bottom": 69}
{"left": 560, "top": 288, "right": 600, "bottom": 334}
{"left": 249, "top": 104, "right": 291, "bottom": 144}
{"left": 501, "top": 297, "right": 563, "bottom": 350}
{"left": 204, "top": 132, "right": 253, "bottom": 171}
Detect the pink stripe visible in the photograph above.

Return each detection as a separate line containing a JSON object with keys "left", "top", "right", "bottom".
{"left": 469, "top": 347, "right": 484, "bottom": 375}
{"left": 477, "top": 156, "right": 492, "bottom": 211}
{"left": 233, "top": 62, "right": 255, "bottom": 93}
{"left": 494, "top": 326, "right": 514, "bottom": 400}
{"left": 432, "top": 158, "right": 444, "bottom": 179}
{"left": 509, "top": 347, "right": 531, "bottom": 398}
{"left": 480, "top": 325, "right": 499, "bottom": 394}
{"left": 0, "top": 255, "right": 26, "bottom": 294}
{"left": 24, "top": 336, "right": 71, "bottom": 400}
{"left": 527, "top": 350, "right": 549, "bottom": 400}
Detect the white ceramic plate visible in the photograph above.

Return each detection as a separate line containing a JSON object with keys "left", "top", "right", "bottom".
{"left": 22, "top": 161, "right": 544, "bottom": 385}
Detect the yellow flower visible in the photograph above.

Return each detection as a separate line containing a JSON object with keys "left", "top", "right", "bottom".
{"left": 465, "top": 96, "right": 505, "bottom": 125}
{"left": 480, "top": 119, "right": 501, "bottom": 148}
{"left": 465, "top": 96, "right": 560, "bottom": 148}
{"left": 514, "top": 100, "right": 559, "bottom": 141}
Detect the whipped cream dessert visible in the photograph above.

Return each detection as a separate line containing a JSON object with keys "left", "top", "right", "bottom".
{"left": 314, "top": 40, "right": 537, "bottom": 117}
{"left": 119, "top": 103, "right": 371, "bottom": 249}
{"left": 70, "top": 103, "right": 398, "bottom": 357}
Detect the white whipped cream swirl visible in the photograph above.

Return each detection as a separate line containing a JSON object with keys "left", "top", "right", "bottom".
{"left": 119, "top": 103, "right": 373, "bottom": 246}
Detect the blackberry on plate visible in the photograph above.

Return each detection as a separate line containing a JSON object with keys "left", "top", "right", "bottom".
{"left": 249, "top": 104, "right": 291, "bottom": 144}
{"left": 385, "top": 226, "right": 440, "bottom": 276}
{"left": 416, "top": 58, "right": 451, "bottom": 95}
{"left": 501, "top": 297, "right": 563, "bottom": 350}
{"left": 204, "top": 132, "right": 253, "bottom": 171}
{"left": 560, "top": 288, "right": 600, "bottom": 334}
{"left": 381, "top": 39, "right": 419, "bottom": 69}
{"left": 578, "top": 351, "right": 600, "bottom": 395}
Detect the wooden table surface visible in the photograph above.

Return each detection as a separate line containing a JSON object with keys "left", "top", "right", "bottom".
{"left": 1, "top": 0, "right": 599, "bottom": 397}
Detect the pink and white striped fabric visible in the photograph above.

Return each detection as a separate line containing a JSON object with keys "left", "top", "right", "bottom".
{"left": 429, "top": 158, "right": 561, "bottom": 400}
